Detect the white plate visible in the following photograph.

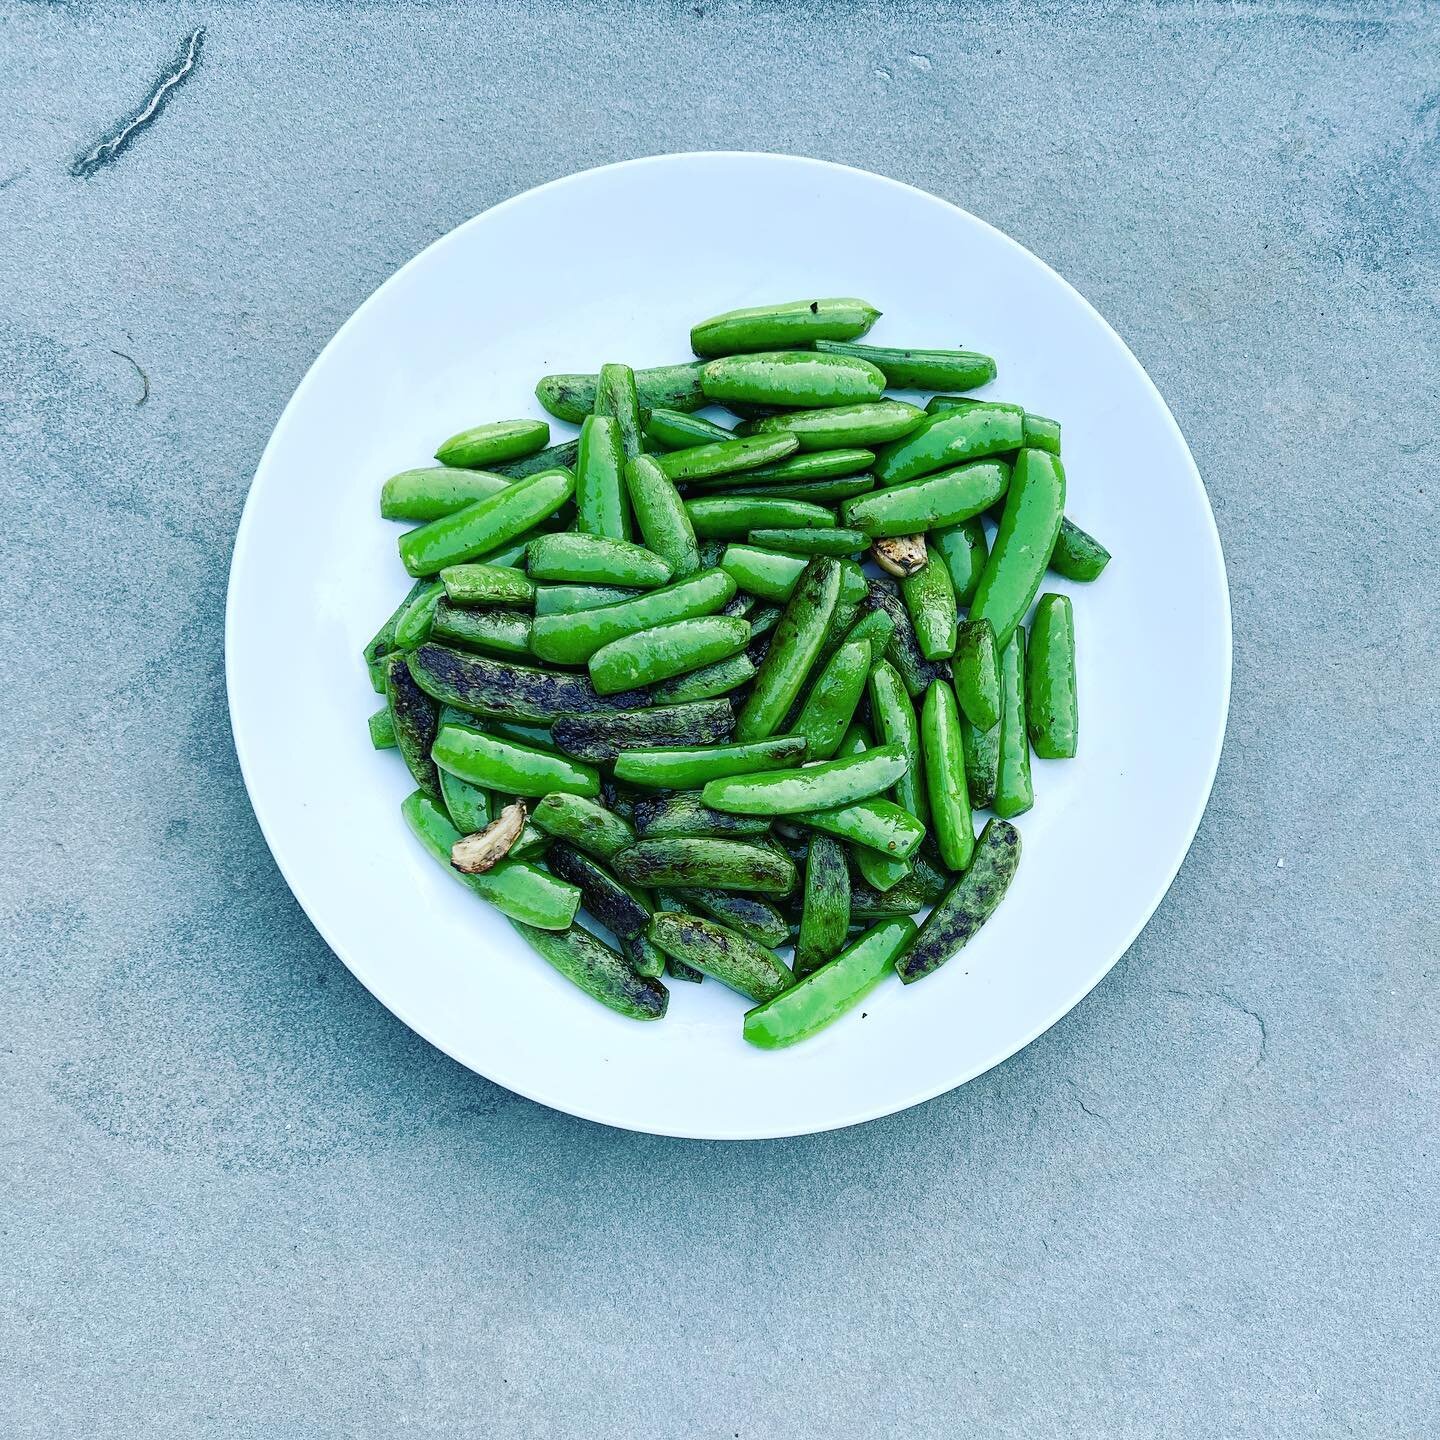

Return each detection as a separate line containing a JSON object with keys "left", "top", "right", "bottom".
{"left": 227, "top": 153, "right": 1230, "bottom": 1140}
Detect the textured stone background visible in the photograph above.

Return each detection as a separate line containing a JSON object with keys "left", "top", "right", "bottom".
{"left": 3, "top": 3, "right": 1437, "bottom": 1435}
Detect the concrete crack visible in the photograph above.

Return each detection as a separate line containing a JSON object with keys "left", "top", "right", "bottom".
{"left": 109, "top": 350, "right": 150, "bottom": 405}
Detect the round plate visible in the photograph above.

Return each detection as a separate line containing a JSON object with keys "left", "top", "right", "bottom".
{"left": 227, "top": 153, "right": 1230, "bottom": 1139}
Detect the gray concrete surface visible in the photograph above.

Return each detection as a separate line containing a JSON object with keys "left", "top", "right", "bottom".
{"left": 3, "top": 2, "right": 1437, "bottom": 1435}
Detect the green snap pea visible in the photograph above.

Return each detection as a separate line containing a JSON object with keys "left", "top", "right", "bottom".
{"left": 531, "top": 792, "right": 635, "bottom": 860}
{"left": 690, "top": 297, "right": 881, "bottom": 357}
{"left": 368, "top": 706, "right": 396, "bottom": 749}
{"left": 709, "top": 473, "right": 877, "bottom": 504}
{"left": 475, "top": 540, "right": 530, "bottom": 570}
{"left": 383, "top": 652, "right": 441, "bottom": 799}
{"left": 1023, "top": 413, "right": 1062, "bottom": 453}
{"left": 440, "top": 563, "right": 534, "bottom": 607}
{"left": 686, "top": 496, "right": 835, "bottom": 539}
{"left": 363, "top": 577, "right": 429, "bottom": 679}
{"left": 864, "top": 579, "right": 945, "bottom": 700}
{"left": 746, "top": 603, "right": 784, "bottom": 640}
{"left": 546, "top": 844, "right": 652, "bottom": 940}
{"left": 746, "top": 526, "right": 868, "bottom": 557}
{"left": 960, "top": 713, "right": 1000, "bottom": 809}
{"left": 647, "top": 911, "right": 794, "bottom": 1002}
{"left": 734, "top": 556, "right": 841, "bottom": 743}
{"left": 399, "top": 467, "right": 574, "bottom": 577}
{"left": 1026, "top": 593, "right": 1078, "bottom": 758}
{"left": 536, "top": 361, "right": 708, "bottom": 424}
{"left": 814, "top": 340, "right": 997, "bottom": 392}
{"left": 433, "top": 722, "right": 601, "bottom": 799}
{"left": 789, "top": 637, "right": 872, "bottom": 762}
{"left": 644, "top": 408, "right": 735, "bottom": 450}
{"left": 654, "top": 433, "right": 799, "bottom": 483}
{"left": 804, "top": 795, "right": 926, "bottom": 862}
{"left": 614, "top": 735, "right": 806, "bottom": 789}
{"left": 954, "top": 618, "right": 1001, "bottom": 731}
{"left": 623, "top": 454, "right": 702, "bottom": 579}
{"left": 649, "top": 650, "right": 758, "bottom": 702}
{"left": 588, "top": 615, "right": 750, "bottom": 695}
{"left": 526, "top": 532, "right": 672, "bottom": 588}
{"left": 726, "top": 449, "right": 877, "bottom": 485}
{"left": 718, "top": 545, "right": 810, "bottom": 603}
{"left": 616, "top": 839, "right": 796, "bottom": 895}
{"left": 621, "top": 930, "right": 668, "bottom": 980}
{"left": 402, "top": 792, "right": 580, "bottom": 931}
{"left": 529, "top": 567, "right": 735, "bottom": 664}
{"left": 550, "top": 700, "right": 735, "bottom": 763}
{"left": 868, "top": 661, "right": 929, "bottom": 831}
{"left": 1050, "top": 517, "right": 1111, "bottom": 581}
{"left": 745, "top": 916, "right": 914, "bottom": 1048}
{"left": 674, "top": 889, "right": 790, "bottom": 949}
{"left": 702, "top": 741, "right": 907, "bottom": 816}
{"left": 842, "top": 459, "right": 1010, "bottom": 539}
{"left": 631, "top": 791, "right": 772, "bottom": 839}
{"left": 925, "top": 394, "right": 1062, "bottom": 455}
{"left": 438, "top": 767, "right": 490, "bottom": 833}
{"left": 595, "top": 363, "right": 644, "bottom": 461}
{"left": 894, "top": 820, "right": 1021, "bottom": 983}
{"left": 794, "top": 834, "right": 851, "bottom": 977}
{"left": 830, "top": 725, "right": 911, "bottom": 890}
{"left": 574, "top": 413, "right": 632, "bottom": 542}
{"left": 392, "top": 579, "right": 446, "bottom": 649}
{"left": 701, "top": 351, "right": 886, "bottom": 408}
{"left": 513, "top": 919, "right": 669, "bottom": 1018}
{"left": 430, "top": 601, "right": 531, "bottom": 657}
{"left": 531, "top": 584, "right": 641, "bottom": 615}
{"left": 815, "top": 600, "right": 895, "bottom": 674}
{"left": 930, "top": 518, "right": 989, "bottom": 604}
{"left": 434, "top": 418, "right": 549, "bottom": 470}
{"left": 381, "top": 466, "right": 512, "bottom": 521}
{"left": 993, "top": 630, "right": 1033, "bottom": 818}
{"left": 739, "top": 399, "right": 926, "bottom": 451}
{"left": 496, "top": 438, "right": 580, "bottom": 479}
{"left": 483, "top": 718, "right": 556, "bottom": 751}
{"left": 900, "top": 558, "right": 957, "bottom": 660}
{"left": 873, "top": 406, "right": 1024, "bottom": 486}
{"left": 968, "top": 448, "right": 1067, "bottom": 648}
{"left": 921, "top": 680, "right": 975, "bottom": 873}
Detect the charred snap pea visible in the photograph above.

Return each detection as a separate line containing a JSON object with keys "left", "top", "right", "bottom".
{"left": 954, "top": 618, "right": 1001, "bottom": 731}
{"left": 595, "top": 363, "right": 644, "bottom": 461}
{"left": 430, "top": 601, "right": 531, "bottom": 657}
{"left": 690, "top": 297, "right": 881, "bottom": 357}
{"left": 614, "top": 734, "right": 805, "bottom": 788}
{"left": 433, "top": 722, "right": 601, "bottom": 799}
{"left": 616, "top": 839, "right": 796, "bottom": 895}
{"left": 392, "top": 579, "right": 446, "bottom": 649}
{"left": 700, "top": 351, "right": 886, "bottom": 409}
{"left": 408, "top": 645, "right": 648, "bottom": 719}
{"left": 930, "top": 518, "right": 990, "bottom": 603}
{"left": 654, "top": 433, "right": 799, "bottom": 483}
{"left": 686, "top": 496, "right": 836, "bottom": 538}
{"left": 813, "top": 340, "right": 997, "bottom": 392}
{"left": 644, "top": 408, "right": 735, "bottom": 450}
{"left": 843, "top": 459, "right": 1010, "bottom": 538}
{"left": 381, "top": 467, "right": 512, "bottom": 521}
{"left": 369, "top": 706, "right": 397, "bottom": 749}
{"left": 631, "top": 791, "right": 772, "bottom": 839}
{"left": 536, "top": 360, "right": 708, "bottom": 425}
{"left": 435, "top": 418, "right": 549, "bottom": 470}
{"left": 895, "top": 820, "right": 1021, "bottom": 983}
{"left": 901, "top": 557, "right": 957, "bottom": 660}
{"left": 574, "top": 413, "right": 632, "bottom": 542}
{"left": 795, "top": 834, "right": 851, "bottom": 978}
{"left": 960, "top": 711, "right": 1000, "bottom": 810}
{"left": 384, "top": 652, "right": 442, "bottom": 798}
{"left": 1026, "top": 593, "right": 1078, "bottom": 758}
{"left": 532, "top": 584, "right": 641, "bottom": 615}
{"left": 814, "top": 599, "right": 894, "bottom": 674}
{"left": 546, "top": 843, "right": 651, "bottom": 940}
{"left": 495, "top": 438, "right": 580, "bottom": 479}
{"left": 441, "top": 563, "right": 534, "bottom": 607}
{"left": 702, "top": 741, "right": 907, "bottom": 816}
{"left": 588, "top": 615, "right": 751, "bottom": 695}
{"left": 864, "top": 579, "right": 945, "bottom": 700}
{"left": 526, "top": 532, "right": 672, "bottom": 588}
{"left": 550, "top": 699, "right": 735, "bottom": 763}
{"left": 649, "top": 650, "right": 757, "bottom": 702}
{"left": 746, "top": 526, "right": 869, "bottom": 557}
{"left": 623, "top": 454, "right": 703, "bottom": 579}
{"left": 648, "top": 912, "right": 794, "bottom": 1002}
{"left": 513, "top": 920, "right": 668, "bottom": 1018}
{"left": 921, "top": 680, "right": 976, "bottom": 873}
{"left": 739, "top": 399, "right": 926, "bottom": 451}
{"left": 745, "top": 917, "right": 915, "bottom": 1048}
{"left": 790, "top": 637, "right": 872, "bottom": 762}
{"left": 674, "top": 888, "right": 790, "bottom": 948}
{"left": 868, "top": 661, "right": 929, "bottom": 831}
{"left": 1050, "top": 516, "right": 1111, "bottom": 581}
{"left": 993, "top": 630, "right": 1033, "bottom": 819}
{"left": 531, "top": 792, "right": 635, "bottom": 860}
{"left": 873, "top": 406, "right": 1023, "bottom": 486}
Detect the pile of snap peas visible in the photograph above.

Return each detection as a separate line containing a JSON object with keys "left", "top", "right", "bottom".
{"left": 364, "top": 296, "right": 1107, "bottom": 1050}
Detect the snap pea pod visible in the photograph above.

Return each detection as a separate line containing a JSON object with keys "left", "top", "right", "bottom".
{"left": 868, "top": 661, "right": 929, "bottom": 831}
{"left": 536, "top": 361, "right": 708, "bottom": 424}
{"left": 546, "top": 843, "right": 652, "bottom": 940}
{"left": 715, "top": 473, "right": 876, "bottom": 504}
{"left": 526, "top": 532, "right": 672, "bottom": 588}
{"left": 722, "top": 448, "right": 876, "bottom": 485}
{"left": 433, "top": 722, "right": 601, "bottom": 799}
{"left": 814, "top": 598, "right": 895, "bottom": 674}
{"left": 960, "top": 713, "right": 1000, "bottom": 809}
{"left": 698, "top": 539, "right": 727, "bottom": 568}
{"left": 595, "top": 363, "right": 644, "bottom": 462}
{"left": 644, "top": 408, "right": 735, "bottom": 450}
{"left": 813, "top": 340, "right": 997, "bottom": 392}
{"left": 549, "top": 699, "right": 734, "bottom": 763}
{"left": 795, "top": 834, "right": 851, "bottom": 978}
{"left": 830, "top": 724, "right": 911, "bottom": 890}
{"left": 746, "top": 603, "right": 784, "bottom": 640}
{"left": 403, "top": 792, "right": 580, "bottom": 931}
{"left": 368, "top": 706, "right": 396, "bottom": 749}
{"left": 690, "top": 297, "right": 881, "bottom": 357}
{"left": 735, "top": 556, "right": 841, "bottom": 743}
{"left": 496, "top": 438, "right": 580, "bottom": 479}
{"left": 865, "top": 579, "right": 949, "bottom": 700}
{"left": 954, "top": 618, "right": 1001, "bottom": 731}
{"left": 529, "top": 568, "right": 735, "bottom": 664}
{"left": 631, "top": 791, "right": 772, "bottom": 839}
{"left": 430, "top": 601, "right": 532, "bottom": 658}
{"left": 1026, "top": 593, "right": 1078, "bottom": 758}
{"left": 381, "top": 466, "right": 512, "bottom": 521}
{"left": 614, "top": 735, "right": 806, "bottom": 789}
{"left": 921, "top": 679, "right": 976, "bottom": 872}
{"left": 438, "top": 767, "right": 491, "bottom": 833}
{"left": 894, "top": 820, "right": 1021, "bottom": 983}
{"left": 1049, "top": 517, "right": 1111, "bottom": 581}
{"left": 530, "top": 792, "right": 635, "bottom": 860}
{"left": 409, "top": 645, "right": 645, "bottom": 721}
{"left": 738, "top": 399, "right": 926, "bottom": 451}
{"left": 392, "top": 579, "right": 447, "bottom": 649}
{"left": 968, "top": 448, "right": 1067, "bottom": 648}
{"left": 745, "top": 916, "right": 914, "bottom": 1048}
{"left": 701, "top": 351, "right": 886, "bottom": 408}
{"left": 804, "top": 795, "right": 925, "bottom": 861}
{"left": 383, "top": 652, "right": 441, "bottom": 799}
{"left": 588, "top": 615, "right": 750, "bottom": 695}
{"left": 574, "top": 414, "right": 632, "bottom": 542}
{"left": 621, "top": 931, "right": 668, "bottom": 980}
{"left": 513, "top": 919, "right": 669, "bottom": 1017}
{"left": 789, "top": 637, "right": 872, "bottom": 762}
{"left": 849, "top": 863, "right": 950, "bottom": 918}
{"left": 843, "top": 459, "right": 1010, "bottom": 538}
{"left": 363, "top": 577, "right": 430, "bottom": 678}
{"left": 647, "top": 911, "right": 793, "bottom": 1001}
{"left": 686, "top": 496, "right": 836, "bottom": 538}
{"left": 654, "top": 433, "right": 799, "bottom": 483}
{"left": 475, "top": 540, "right": 530, "bottom": 569}
{"left": 399, "top": 467, "right": 574, "bottom": 577}
{"left": 623, "top": 454, "right": 703, "bottom": 579}
{"left": 901, "top": 557, "right": 957, "bottom": 660}
{"left": 435, "top": 418, "right": 549, "bottom": 470}
{"left": 674, "top": 888, "right": 790, "bottom": 948}
{"left": 649, "top": 650, "right": 757, "bottom": 702}
{"left": 925, "top": 394, "right": 1061, "bottom": 454}
{"left": 532, "top": 584, "right": 641, "bottom": 615}
{"left": 993, "top": 630, "right": 1033, "bottom": 818}
{"left": 702, "top": 741, "right": 907, "bottom": 816}
{"left": 719, "top": 545, "right": 812, "bottom": 603}
{"left": 1022, "top": 413, "right": 1062, "bottom": 454}
{"left": 873, "top": 406, "right": 1024, "bottom": 486}
{"left": 615, "top": 839, "right": 796, "bottom": 895}
{"left": 746, "top": 526, "right": 869, "bottom": 557}
{"left": 441, "top": 563, "right": 535, "bottom": 607}
{"left": 930, "top": 518, "right": 989, "bottom": 604}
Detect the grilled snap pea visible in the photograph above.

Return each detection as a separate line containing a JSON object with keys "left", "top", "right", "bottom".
{"left": 790, "top": 637, "right": 872, "bottom": 762}
{"left": 392, "top": 580, "right": 446, "bottom": 649}
{"left": 960, "top": 712, "right": 1000, "bottom": 810}
{"left": 686, "top": 496, "right": 836, "bottom": 538}
{"left": 530, "top": 792, "right": 635, "bottom": 860}
{"left": 873, "top": 405, "right": 1024, "bottom": 486}
{"left": 435, "top": 418, "right": 549, "bottom": 470}
{"left": 623, "top": 454, "right": 702, "bottom": 578}
{"left": 868, "top": 661, "right": 929, "bottom": 830}
{"left": 408, "top": 644, "right": 643, "bottom": 719}
{"left": 535, "top": 360, "right": 708, "bottom": 425}
{"left": 549, "top": 700, "right": 735, "bottom": 763}
{"left": 526, "top": 532, "right": 672, "bottom": 588}
{"left": 842, "top": 459, "right": 1010, "bottom": 538}
{"left": 702, "top": 741, "right": 907, "bottom": 815}
{"left": 831, "top": 725, "right": 912, "bottom": 891}
{"left": 384, "top": 652, "right": 441, "bottom": 799}
{"left": 369, "top": 706, "right": 397, "bottom": 749}
{"left": 532, "top": 584, "right": 641, "bottom": 615}
{"left": 595, "top": 363, "right": 644, "bottom": 461}
{"left": 901, "top": 557, "right": 957, "bottom": 660}
{"left": 622, "top": 931, "right": 668, "bottom": 980}
{"left": 616, "top": 839, "right": 797, "bottom": 895}
{"left": 649, "top": 650, "right": 758, "bottom": 702}
{"left": 993, "top": 630, "right": 1034, "bottom": 818}
{"left": 574, "top": 413, "right": 632, "bottom": 542}
{"left": 632, "top": 791, "right": 772, "bottom": 839}
{"left": 954, "top": 618, "right": 1001, "bottom": 731}
{"left": 690, "top": 297, "right": 881, "bottom": 358}
{"left": 433, "top": 722, "right": 601, "bottom": 799}
{"left": 648, "top": 912, "right": 794, "bottom": 1002}
{"left": 894, "top": 820, "right": 1021, "bottom": 983}
{"left": 814, "top": 340, "right": 998, "bottom": 392}
{"left": 441, "top": 563, "right": 535, "bottom": 607}
{"left": 513, "top": 920, "right": 669, "bottom": 1018}
{"left": 430, "top": 601, "right": 532, "bottom": 657}
{"left": 546, "top": 843, "right": 652, "bottom": 940}
{"left": 654, "top": 433, "right": 799, "bottom": 483}
{"left": 738, "top": 399, "right": 926, "bottom": 451}
{"left": 930, "top": 518, "right": 990, "bottom": 604}
{"left": 588, "top": 615, "right": 751, "bottom": 695}
{"left": 381, "top": 466, "right": 513, "bottom": 521}
{"left": 795, "top": 834, "right": 851, "bottom": 978}
{"left": 495, "top": 439, "right": 580, "bottom": 479}
{"left": 746, "top": 526, "right": 869, "bottom": 557}
{"left": 864, "top": 579, "right": 945, "bottom": 700}
{"left": 644, "top": 407, "right": 735, "bottom": 450}
{"left": 1025, "top": 593, "right": 1078, "bottom": 758}
{"left": 1050, "top": 516, "right": 1111, "bottom": 581}
{"left": 700, "top": 351, "right": 886, "bottom": 408}
{"left": 674, "top": 888, "right": 790, "bottom": 948}
{"left": 921, "top": 680, "right": 976, "bottom": 873}
{"left": 614, "top": 735, "right": 806, "bottom": 788}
